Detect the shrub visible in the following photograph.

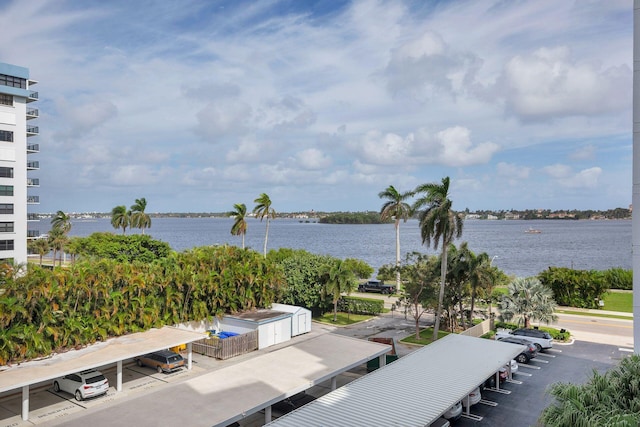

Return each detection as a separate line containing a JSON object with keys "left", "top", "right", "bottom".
{"left": 538, "top": 267, "right": 608, "bottom": 309}
{"left": 603, "top": 268, "right": 632, "bottom": 290}
{"left": 494, "top": 321, "right": 570, "bottom": 342}
{"left": 338, "top": 296, "right": 384, "bottom": 315}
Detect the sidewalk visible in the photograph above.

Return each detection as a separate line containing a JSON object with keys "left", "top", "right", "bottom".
{"left": 556, "top": 306, "right": 634, "bottom": 318}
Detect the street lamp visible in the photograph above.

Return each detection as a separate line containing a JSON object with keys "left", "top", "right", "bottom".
{"left": 491, "top": 255, "right": 498, "bottom": 266}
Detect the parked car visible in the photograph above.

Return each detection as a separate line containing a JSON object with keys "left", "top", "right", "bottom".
{"left": 430, "top": 417, "right": 451, "bottom": 427}
{"left": 497, "top": 336, "right": 538, "bottom": 364}
{"left": 443, "top": 401, "right": 462, "bottom": 421}
{"left": 53, "top": 370, "right": 109, "bottom": 401}
{"left": 462, "top": 387, "right": 482, "bottom": 408}
{"left": 495, "top": 328, "right": 553, "bottom": 351}
{"left": 357, "top": 279, "right": 395, "bottom": 294}
{"left": 135, "top": 349, "right": 185, "bottom": 373}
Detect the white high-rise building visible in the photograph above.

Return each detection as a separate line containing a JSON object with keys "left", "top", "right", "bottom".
{"left": 0, "top": 62, "right": 39, "bottom": 266}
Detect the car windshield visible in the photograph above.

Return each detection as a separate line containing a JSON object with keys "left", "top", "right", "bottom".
{"left": 85, "top": 375, "right": 106, "bottom": 384}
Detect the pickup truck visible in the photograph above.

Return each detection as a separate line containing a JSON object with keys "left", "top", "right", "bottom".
{"left": 357, "top": 279, "right": 395, "bottom": 294}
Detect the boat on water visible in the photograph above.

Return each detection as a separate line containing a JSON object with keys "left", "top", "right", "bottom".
{"left": 524, "top": 227, "right": 542, "bottom": 234}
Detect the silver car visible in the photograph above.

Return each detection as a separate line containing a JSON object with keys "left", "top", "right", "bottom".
{"left": 53, "top": 370, "right": 109, "bottom": 401}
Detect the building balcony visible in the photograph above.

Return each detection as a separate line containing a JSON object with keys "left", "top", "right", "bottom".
{"left": 27, "top": 143, "right": 39, "bottom": 153}
{"left": 26, "top": 108, "right": 38, "bottom": 119}
{"left": 27, "top": 195, "right": 39, "bottom": 204}
{"left": 26, "top": 125, "right": 39, "bottom": 136}
{"left": 27, "top": 213, "right": 39, "bottom": 221}
{"left": 27, "top": 91, "right": 38, "bottom": 103}
{"left": 27, "top": 161, "right": 39, "bottom": 170}
{"left": 27, "top": 178, "right": 39, "bottom": 187}
{"left": 27, "top": 230, "right": 40, "bottom": 238}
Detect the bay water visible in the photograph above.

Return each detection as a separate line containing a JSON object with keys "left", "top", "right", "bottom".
{"left": 66, "top": 218, "right": 631, "bottom": 278}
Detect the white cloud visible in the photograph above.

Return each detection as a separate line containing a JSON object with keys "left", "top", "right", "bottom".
{"left": 497, "top": 162, "right": 531, "bottom": 180}
{"left": 500, "top": 47, "right": 631, "bottom": 121}
{"left": 569, "top": 145, "right": 596, "bottom": 161}
{"left": 295, "top": 149, "right": 331, "bottom": 170}
{"left": 543, "top": 164, "right": 573, "bottom": 179}
{"left": 543, "top": 164, "right": 602, "bottom": 189}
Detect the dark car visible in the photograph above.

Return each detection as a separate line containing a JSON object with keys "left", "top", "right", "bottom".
{"left": 497, "top": 336, "right": 538, "bottom": 364}
{"left": 135, "top": 350, "right": 185, "bottom": 374}
{"left": 357, "top": 279, "right": 395, "bottom": 294}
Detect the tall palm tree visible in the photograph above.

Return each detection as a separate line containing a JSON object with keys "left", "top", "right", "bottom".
{"left": 51, "top": 211, "right": 71, "bottom": 235}
{"left": 110, "top": 205, "right": 131, "bottom": 234}
{"left": 321, "top": 259, "right": 356, "bottom": 322}
{"left": 230, "top": 203, "right": 248, "bottom": 249}
{"left": 253, "top": 193, "right": 276, "bottom": 257}
{"left": 378, "top": 185, "right": 413, "bottom": 292}
{"left": 413, "top": 176, "right": 464, "bottom": 341}
{"left": 130, "top": 198, "right": 151, "bottom": 234}
{"left": 28, "top": 238, "right": 50, "bottom": 266}
{"left": 47, "top": 228, "right": 67, "bottom": 267}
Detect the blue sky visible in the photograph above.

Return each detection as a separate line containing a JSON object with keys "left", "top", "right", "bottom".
{"left": 0, "top": 0, "right": 632, "bottom": 213}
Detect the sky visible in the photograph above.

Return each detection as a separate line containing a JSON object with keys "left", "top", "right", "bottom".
{"left": 0, "top": 0, "right": 633, "bottom": 213}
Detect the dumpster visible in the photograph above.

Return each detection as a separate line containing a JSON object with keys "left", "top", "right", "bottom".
{"left": 366, "top": 337, "right": 398, "bottom": 372}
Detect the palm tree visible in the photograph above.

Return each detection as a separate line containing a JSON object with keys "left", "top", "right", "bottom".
{"left": 51, "top": 211, "right": 71, "bottom": 235}
{"left": 28, "top": 238, "right": 50, "bottom": 266}
{"left": 253, "top": 193, "right": 276, "bottom": 257}
{"left": 321, "top": 259, "right": 356, "bottom": 322}
{"left": 130, "top": 198, "right": 151, "bottom": 234}
{"left": 413, "top": 176, "right": 464, "bottom": 341}
{"left": 378, "top": 185, "right": 413, "bottom": 292}
{"left": 110, "top": 205, "right": 131, "bottom": 234}
{"left": 47, "top": 228, "right": 67, "bottom": 267}
{"left": 499, "top": 277, "right": 558, "bottom": 328}
{"left": 230, "top": 203, "right": 248, "bottom": 249}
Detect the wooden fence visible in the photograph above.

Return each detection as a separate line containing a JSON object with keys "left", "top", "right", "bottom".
{"left": 192, "top": 330, "right": 258, "bottom": 360}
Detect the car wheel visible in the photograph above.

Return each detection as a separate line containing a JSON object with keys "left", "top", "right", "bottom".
{"left": 516, "top": 353, "right": 528, "bottom": 364}
{"left": 75, "top": 390, "right": 83, "bottom": 401}
{"left": 534, "top": 343, "right": 542, "bottom": 352}
{"left": 53, "top": 381, "right": 60, "bottom": 392}
{"left": 157, "top": 365, "right": 163, "bottom": 374}
{"left": 136, "top": 359, "right": 143, "bottom": 367}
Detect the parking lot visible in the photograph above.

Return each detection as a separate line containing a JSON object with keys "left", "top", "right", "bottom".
{"left": 0, "top": 313, "right": 631, "bottom": 427}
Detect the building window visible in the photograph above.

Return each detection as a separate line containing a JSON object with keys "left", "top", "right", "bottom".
{"left": 0, "top": 94, "right": 12, "bottom": 106}
{"left": 0, "top": 74, "right": 26, "bottom": 89}
{"left": 0, "top": 240, "right": 14, "bottom": 251}
{"left": 0, "top": 131, "right": 13, "bottom": 142}
{"left": 0, "top": 222, "right": 13, "bottom": 232}
{"left": 0, "top": 167, "right": 13, "bottom": 178}
{"left": 0, "top": 204, "right": 13, "bottom": 214}
{"left": 0, "top": 185, "right": 13, "bottom": 196}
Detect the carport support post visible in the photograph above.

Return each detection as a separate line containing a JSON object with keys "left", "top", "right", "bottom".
{"left": 331, "top": 376, "right": 337, "bottom": 391}
{"left": 379, "top": 354, "right": 386, "bottom": 368}
{"left": 265, "top": 405, "right": 272, "bottom": 424}
{"left": 21, "top": 385, "right": 28, "bottom": 421}
{"left": 117, "top": 360, "right": 123, "bottom": 392}
{"left": 187, "top": 342, "right": 193, "bottom": 370}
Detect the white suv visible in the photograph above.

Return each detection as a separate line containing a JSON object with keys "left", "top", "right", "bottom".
{"left": 495, "top": 328, "right": 553, "bottom": 351}
{"left": 53, "top": 370, "right": 109, "bottom": 401}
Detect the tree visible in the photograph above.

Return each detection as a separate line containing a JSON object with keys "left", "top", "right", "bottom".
{"left": 51, "top": 210, "right": 71, "bottom": 235}
{"left": 230, "top": 203, "right": 248, "bottom": 249}
{"left": 130, "top": 198, "right": 151, "bottom": 234}
{"left": 539, "top": 354, "right": 640, "bottom": 426}
{"left": 396, "top": 252, "right": 439, "bottom": 339}
{"left": 48, "top": 228, "right": 68, "bottom": 267}
{"left": 28, "top": 238, "right": 50, "bottom": 266}
{"left": 253, "top": 193, "right": 275, "bottom": 257}
{"left": 110, "top": 205, "right": 131, "bottom": 234}
{"left": 499, "top": 277, "right": 558, "bottom": 328}
{"left": 321, "top": 259, "right": 356, "bottom": 322}
{"left": 413, "top": 176, "right": 463, "bottom": 341}
{"left": 378, "top": 185, "right": 413, "bottom": 292}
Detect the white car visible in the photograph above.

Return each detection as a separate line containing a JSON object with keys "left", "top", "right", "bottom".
{"left": 443, "top": 401, "right": 462, "bottom": 421}
{"left": 462, "top": 387, "right": 482, "bottom": 408}
{"left": 495, "top": 328, "right": 553, "bottom": 351}
{"left": 53, "top": 370, "right": 109, "bottom": 401}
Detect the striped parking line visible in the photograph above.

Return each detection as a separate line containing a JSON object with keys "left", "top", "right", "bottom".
{"left": 531, "top": 358, "right": 549, "bottom": 364}
{"left": 538, "top": 352, "right": 556, "bottom": 358}
{"left": 518, "top": 364, "right": 541, "bottom": 370}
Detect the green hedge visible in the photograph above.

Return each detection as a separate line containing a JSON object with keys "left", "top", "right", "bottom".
{"left": 338, "top": 296, "right": 384, "bottom": 315}
{"left": 603, "top": 268, "right": 632, "bottom": 290}
{"left": 538, "top": 267, "right": 608, "bottom": 308}
{"left": 495, "top": 321, "right": 570, "bottom": 342}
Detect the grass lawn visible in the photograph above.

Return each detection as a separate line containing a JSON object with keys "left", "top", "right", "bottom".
{"left": 400, "top": 327, "right": 450, "bottom": 346}
{"left": 314, "top": 312, "right": 373, "bottom": 326}
{"left": 602, "top": 291, "right": 632, "bottom": 313}
{"left": 555, "top": 309, "right": 632, "bottom": 321}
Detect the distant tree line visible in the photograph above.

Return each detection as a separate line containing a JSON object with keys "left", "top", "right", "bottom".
{"left": 318, "top": 212, "right": 391, "bottom": 224}
{"left": 466, "top": 207, "right": 631, "bottom": 220}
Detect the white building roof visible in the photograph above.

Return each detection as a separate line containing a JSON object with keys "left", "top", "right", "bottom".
{"left": 267, "top": 334, "right": 524, "bottom": 427}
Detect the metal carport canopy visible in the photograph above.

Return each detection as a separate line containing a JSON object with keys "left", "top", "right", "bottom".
{"left": 266, "top": 334, "right": 524, "bottom": 427}
{"left": 0, "top": 326, "right": 205, "bottom": 393}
